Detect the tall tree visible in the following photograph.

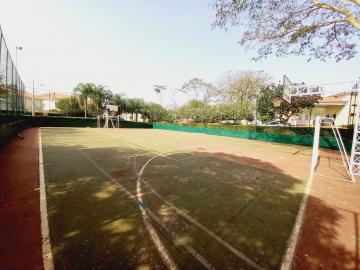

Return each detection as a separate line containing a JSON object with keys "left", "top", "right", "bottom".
{"left": 212, "top": 0, "right": 360, "bottom": 61}
{"left": 257, "top": 84, "right": 284, "bottom": 122}
{"left": 73, "top": 83, "right": 96, "bottom": 118}
{"left": 216, "top": 71, "right": 269, "bottom": 103}
{"left": 112, "top": 93, "right": 128, "bottom": 114}
{"left": 127, "top": 98, "right": 145, "bottom": 122}
{"left": 180, "top": 78, "right": 216, "bottom": 104}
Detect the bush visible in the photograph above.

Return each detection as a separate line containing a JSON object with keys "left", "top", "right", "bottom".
{"left": 156, "top": 122, "right": 353, "bottom": 141}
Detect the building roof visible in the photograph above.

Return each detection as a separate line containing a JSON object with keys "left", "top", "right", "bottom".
{"left": 36, "top": 92, "right": 70, "bottom": 100}
{"left": 25, "top": 91, "right": 70, "bottom": 100}
{"left": 316, "top": 92, "right": 350, "bottom": 106}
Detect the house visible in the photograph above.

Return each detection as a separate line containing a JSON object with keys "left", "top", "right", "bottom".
{"left": 36, "top": 92, "right": 70, "bottom": 112}
{"left": 24, "top": 91, "right": 70, "bottom": 114}
{"left": 24, "top": 92, "right": 44, "bottom": 113}
{"left": 290, "top": 91, "right": 358, "bottom": 127}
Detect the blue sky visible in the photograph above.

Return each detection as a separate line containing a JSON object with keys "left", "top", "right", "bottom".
{"left": 0, "top": 0, "right": 359, "bottom": 106}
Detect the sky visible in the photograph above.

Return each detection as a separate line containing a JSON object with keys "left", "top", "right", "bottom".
{"left": 0, "top": 0, "right": 359, "bottom": 107}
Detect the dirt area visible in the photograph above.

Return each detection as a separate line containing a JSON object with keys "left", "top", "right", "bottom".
{"left": 0, "top": 128, "right": 43, "bottom": 270}
{"left": 293, "top": 150, "right": 360, "bottom": 270}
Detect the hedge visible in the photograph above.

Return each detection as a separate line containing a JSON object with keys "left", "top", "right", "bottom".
{"left": 154, "top": 122, "right": 353, "bottom": 151}
{"left": 0, "top": 115, "right": 153, "bottom": 148}
{"left": 23, "top": 116, "right": 153, "bottom": 128}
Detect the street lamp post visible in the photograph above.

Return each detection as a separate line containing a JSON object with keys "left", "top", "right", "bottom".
{"left": 15, "top": 46, "right": 23, "bottom": 68}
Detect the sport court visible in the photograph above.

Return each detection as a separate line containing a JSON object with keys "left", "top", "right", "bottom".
{"left": 40, "top": 127, "right": 317, "bottom": 269}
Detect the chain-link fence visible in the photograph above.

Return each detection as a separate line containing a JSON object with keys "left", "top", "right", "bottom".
{"left": 0, "top": 26, "right": 25, "bottom": 116}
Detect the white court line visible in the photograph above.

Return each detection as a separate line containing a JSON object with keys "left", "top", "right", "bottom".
{"left": 39, "top": 129, "right": 55, "bottom": 270}
{"left": 134, "top": 154, "right": 216, "bottom": 270}
{"left": 143, "top": 182, "right": 265, "bottom": 270}
{"left": 136, "top": 154, "right": 179, "bottom": 270}
{"left": 135, "top": 151, "right": 264, "bottom": 269}
{"left": 79, "top": 150, "right": 178, "bottom": 270}
{"left": 280, "top": 173, "right": 314, "bottom": 270}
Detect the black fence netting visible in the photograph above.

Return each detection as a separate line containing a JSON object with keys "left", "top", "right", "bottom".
{"left": 0, "top": 26, "right": 25, "bottom": 116}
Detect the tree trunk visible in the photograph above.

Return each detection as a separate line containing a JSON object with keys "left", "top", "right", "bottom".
{"left": 85, "top": 98, "right": 87, "bottom": 118}
{"left": 135, "top": 112, "right": 138, "bottom": 122}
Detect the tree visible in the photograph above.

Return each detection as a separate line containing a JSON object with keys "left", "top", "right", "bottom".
{"left": 212, "top": 0, "right": 360, "bottom": 61}
{"left": 257, "top": 84, "right": 284, "bottom": 122}
{"left": 217, "top": 101, "right": 254, "bottom": 121}
{"left": 127, "top": 98, "right": 145, "bottom": 122}
{"left": 56, "top": 96, "right": 83, "bottom": 116}
{"left": 180, "top": 78, "right": 216, "bottom": 104}
{"left": 176, "top": 100, "right": 209, "bottom": 122}
{"left": 142, "top": 103, "right": 169, "bottom": 122}
{"left": 112, "top": 93, "right": 128, "bottom": 114}
{"left": 216, "top": 71, "right": 269, "bottom": 103}
{"left": 73, "top": 83, "right": 96, "bottom": 118}
{"left": 275, "top": 95, "right": 322, "bottom": 123}
{"left": 90, "top": 85, "right": 113, "bottom": 114}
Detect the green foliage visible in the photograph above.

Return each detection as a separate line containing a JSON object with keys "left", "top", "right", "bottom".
{"left": 257, "top": 85, "right": 283, "bottom": 122}
{"left": 56, "top": 96, "right": 83, "bottom": 116}
{"left": 141, "top": 103, "right": 169, "bottom": 122}
{"left": 127, "top": 98, "right": 146, "bottom": 122}
{"left": 257, "top": 84, "right": 321, "bottom": 124}
{"left": 176, "top": 99, "right": 254, "bottom": 123}
{"left": 112, "top": 94, "right": 128, "bottom": 114}
{"left": 90, "top": 85, "right": 113, "bottom": 115}
{"left": 73, "top": 83, "right": 97, "bottom": 118}
{"left": 276, "top": 95, "right": 322, "bottom": 123}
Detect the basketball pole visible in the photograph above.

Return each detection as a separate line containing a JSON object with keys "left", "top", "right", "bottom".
{"left": 311, "top": 116, "right": 321, "bottom": 174}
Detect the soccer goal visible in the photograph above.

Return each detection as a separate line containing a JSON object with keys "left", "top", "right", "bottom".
{"left": 97, "top": 114, "right": 120, "bottom": 128}
{"left": 282, "top": 74, "right": 358, "bottom": 182}
{"left": 310, "top": 116, "right": 355, "bottom": 182}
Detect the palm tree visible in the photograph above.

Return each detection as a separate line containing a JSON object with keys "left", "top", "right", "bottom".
{"left": 112, "top": 93, "right": 128, "bottom": 115}
{"left": 73, "top": 83, "right": 96, "bottom": 118}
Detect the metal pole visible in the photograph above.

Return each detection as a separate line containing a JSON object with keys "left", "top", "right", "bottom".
{"left": 5, "top": 52, "right": 8, "bottom": 115}
{"left": 32, "top": 80, "right": 35, "bottom": 116}
{"left": 255, "top": 96, "right": 258, "bottom": 133}
{"left": 311, "top": 116, "right": 321, "bottom": 174}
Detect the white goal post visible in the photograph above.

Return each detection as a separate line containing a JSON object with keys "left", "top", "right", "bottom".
{"left": 97, "top": 115, "right": 120, "bottom": 128}
{"left": 97, "top": 104, "right": 120, "bottom": 128}
{"left": 311, "top": 116, "right": 355, "bottom": 182}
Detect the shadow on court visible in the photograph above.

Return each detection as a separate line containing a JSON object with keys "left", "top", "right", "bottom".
{"left": 39, "top": 128, "right": 356, "bottom": 270}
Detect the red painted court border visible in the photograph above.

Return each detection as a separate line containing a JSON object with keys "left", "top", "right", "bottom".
{"left": 0, "top": 128, "right": 43, "bottom": 270}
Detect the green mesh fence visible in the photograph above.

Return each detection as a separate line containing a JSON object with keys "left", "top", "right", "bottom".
{"left": 153, "top": 123, "right": 352, "bottom": 151}
{"left": 0, "top": 26, "right": 26, "bottom": 116}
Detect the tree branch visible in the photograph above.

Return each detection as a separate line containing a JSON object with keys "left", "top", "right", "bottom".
{"left": 310, "top": 0, "right": 360, "bottom": 31}
{"left": 348, "top": 0, "right": 360, "bottom": 6}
